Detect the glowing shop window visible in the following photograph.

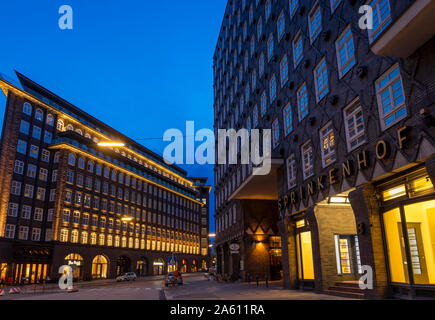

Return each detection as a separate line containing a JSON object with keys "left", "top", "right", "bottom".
{"left": 383, "top": 208, "right": 408, "bottom": 283}
{"left": 296, "top": 219, "right": 306, "bottom": 229}
{"left": 403, "top": 200, "right": 435, "bottom": 285}
{"left": 409, "top": 176, "right": 434, "bottom": 198}
{"left": 334, "top": 235, "right": 352, "bottom": 274}
{"left": 383, "top": 185, "right": 406, "bottom": 201}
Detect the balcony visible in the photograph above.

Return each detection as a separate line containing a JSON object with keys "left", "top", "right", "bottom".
{"left": 371, "top": 0, "right": 435, "bottom": 57}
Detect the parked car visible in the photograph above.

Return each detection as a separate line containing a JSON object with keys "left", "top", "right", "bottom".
{"left": 116, "top": 272, "right": 137, "bottom": 282}
{"left": 165, "top": 272, "right": 183, "bottom": 286}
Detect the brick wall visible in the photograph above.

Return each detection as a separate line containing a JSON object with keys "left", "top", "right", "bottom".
{"left": 314, "top": 204, "right": 357, "bottom": 290}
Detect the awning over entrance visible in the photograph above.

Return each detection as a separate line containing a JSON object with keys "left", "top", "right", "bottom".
{"left": 229, "top": 159, "right": 283, "bottom": 201}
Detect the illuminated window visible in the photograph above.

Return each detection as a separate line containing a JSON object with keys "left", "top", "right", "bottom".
{"left": 296, "top": 219, "right": 306, "bottom": 229}
{"left": 383, "top": 185, "right": 406, "bottom": 201}
{"left": 301, "top": 141, "right": 314, "bottom": 180}
{"left": 286, "top": 154, "right": 297, "bottom": 189}
{"left": 60, "top": 229, "right": 69, "bottom": 242}
{"left": 296, "top": 231, "right": 314, "bottom": 280}
{"left": 71, "top": 230, "right": 79, "bottom": 243}
{"left": 90, "top": 233, "right": 97, "bottom": 245}
{"left": 320, "top": 122, "right": 336, "bottom": 167}
{"left": 81, "top": 232, "right": 88, "bottom": 244}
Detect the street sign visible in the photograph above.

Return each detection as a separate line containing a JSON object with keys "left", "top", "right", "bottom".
{"left": 229, "top": 243, "right": 240, "bottom": 253}
{"left": 168, "top": 256, "right": 177, "bottom": 265}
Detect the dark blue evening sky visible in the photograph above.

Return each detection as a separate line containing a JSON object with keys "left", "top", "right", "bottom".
{"left": 0, "top": 0, "right": 227, "bottom": 232}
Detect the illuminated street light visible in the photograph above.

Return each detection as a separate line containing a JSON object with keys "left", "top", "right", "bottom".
{"left": 97, "top": 142, "right": 125, "bottom": 147}
{"left": 208, "top": 233, "right": 216, "bottom": 238}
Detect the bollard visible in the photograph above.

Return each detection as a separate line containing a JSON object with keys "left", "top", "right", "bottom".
{"left": 256, "top": 275, "right": 259, "bottom": 287}
{"left": 265, "top": 275, "right": 269, "bottom": 288}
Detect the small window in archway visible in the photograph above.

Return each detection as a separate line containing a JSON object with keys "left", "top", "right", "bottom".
{"left": 35, "top": 109, "right": 43, "bottom": 121}
{"left": 46, "top": 114, "right": 54, "bottom": 126}
{"left": 68, "top": 153, "right": 76, "bottom": 166}
{"left": 23, "top": 102, "right": 32, "bottom": 115}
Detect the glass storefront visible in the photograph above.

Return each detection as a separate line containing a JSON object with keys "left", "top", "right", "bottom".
{"left": 14, "top": 263, "right": 48, "bottom": 284}
{"left": 65, "top": 253, "right": 84, "bottom": 281}
{"left": 153, "top": 259, "right": 165, "bottom": 275}
{"left": 92, "top": 255, "right": 108, "bottom": 279}
{"left": 381, "top": 170, "right": 435, "bottom": 287}
{"left": 136, "top": 259, "right": 147, "bottom": 276}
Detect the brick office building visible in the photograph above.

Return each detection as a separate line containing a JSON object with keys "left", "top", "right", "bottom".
{"left": 190, "top": 177, "right": 213, "bottom": 270}
{"left": 0, "top": 72, "right": 210, "bottom": 284}
{"left": 213, "top": 0, "right": 435, "bottom": 299}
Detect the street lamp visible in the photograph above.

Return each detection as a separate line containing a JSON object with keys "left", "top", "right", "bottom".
{"left": 208, "top": 233, "right": 216, "bottom": 238}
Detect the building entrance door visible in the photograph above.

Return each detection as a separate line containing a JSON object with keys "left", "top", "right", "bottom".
{"left": 296, "top": 231, "right": 314, "bottom": 281}
{"left": 398, "top": 223, "right": 429, "bottom": 284}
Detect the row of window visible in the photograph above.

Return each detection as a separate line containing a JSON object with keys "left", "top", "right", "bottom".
{"left": 60, "top": 229, "right": 201, "bottom": 254}
{"left": 63, "top": 185, "right": 199, "bottom": 223}
{"left": 61, "top": 205, "right": 199, "bottom": 233}
{"left": 4, "top": 224, "right": 201, "bottom": 254}
{"left": 56, "top": 121, "right": 194, "bottom": 191}
{"left": 7, "top": 203, "right": 52, "bottom": 221}
{"left": 216, "top": 0, "right": 391, "bottom": 80}
{"left": 23, "top": 100, "right": 196, "bottom": 192}
{"left": 215, "top": 0, "right": 394, "bottom": 129}
{"left": 4, "top": 224, "right": 43, "bottom": 241}
{"left": 215, "top": 63, "right": 406, "bottom": 197}
{"left": 10, "top": 181, "right": 50, "bottom": 201}
{"left": 270, "top": 64, "right": 406, "bottom": 151}
{"left": 19, "top": 120, "right": 53, "bottom": 143}
{"left": 22, "top": 103, "right": 55, "bottom": 126}
{"left": 66, "top": 153, "right": 200, "bottom": 210}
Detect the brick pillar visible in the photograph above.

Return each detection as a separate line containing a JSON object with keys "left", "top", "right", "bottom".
{"left": 306, "top": 207, "right": 323, "bottom": 293}
{"left": 278, "top": 216, "right": 298, "bottom": 289}
{"left": 349, "top": 184, "right": 388, "bottom": 299}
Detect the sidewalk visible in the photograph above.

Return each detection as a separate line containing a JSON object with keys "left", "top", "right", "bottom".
{"left": 164, "top": 279, "right": 357, "bottom": 300}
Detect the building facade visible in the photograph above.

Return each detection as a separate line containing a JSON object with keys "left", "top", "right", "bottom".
{"left": 213, "top": 0, "right": 435, "bottom": 299}
{"left": 0, "top": 72, "right": 210, "bottom": 284}
{"left": 190, "top": 177, "right": 213, "bottom": 270}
